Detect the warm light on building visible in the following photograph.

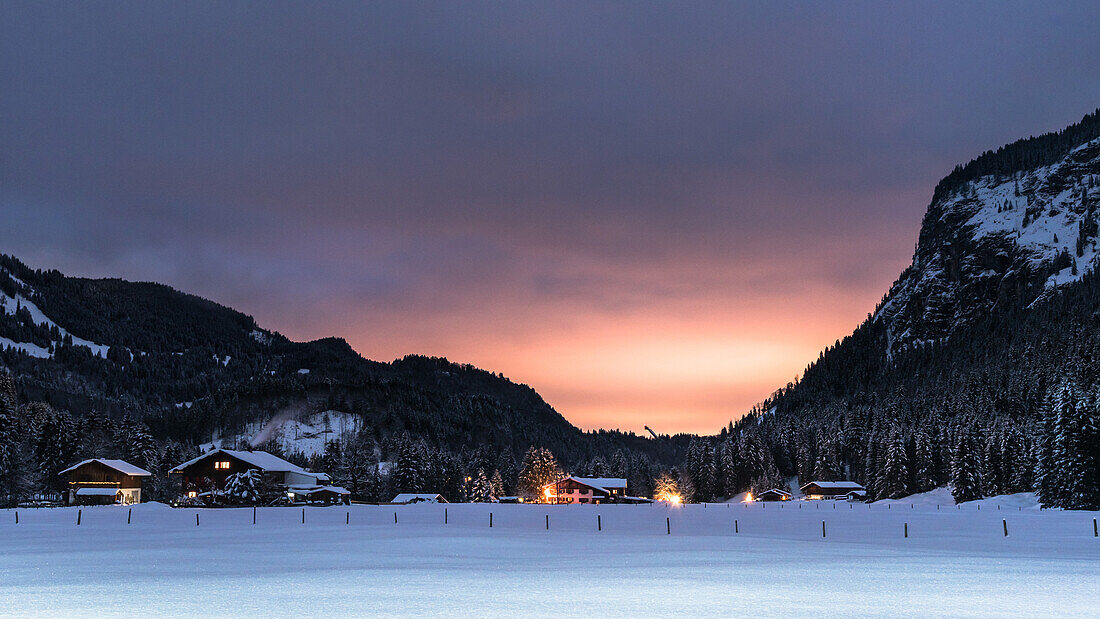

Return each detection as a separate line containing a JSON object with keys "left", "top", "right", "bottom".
{"left": 187, "top": 491, "right": 197, "bottom": 498}
{"left": 744, "top": 492, "right": 753, "bottom": 502}
{"left": 214, "top": 461, "right": 230, "bottom": 470}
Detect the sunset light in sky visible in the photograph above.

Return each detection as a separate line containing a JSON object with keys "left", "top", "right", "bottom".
{"left": 3, "top": 3, "right": 1098, "bottom": 434}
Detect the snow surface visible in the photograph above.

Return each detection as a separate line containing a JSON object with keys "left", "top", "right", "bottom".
{"left": 0, "top": 287, "right": 111, "bottom": 358}
{"left": 0, "top": 335, "right": 51, "bottom": 359}
{"left": 204, "top": 410, "right": 361, "bottom": 457}
{"left": 1, "top": 500, "right": 1096, "bottom": 616}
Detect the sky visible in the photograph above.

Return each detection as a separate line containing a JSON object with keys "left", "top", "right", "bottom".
{"left": 2, "top": 2, "right": 1100, "bottom": 434}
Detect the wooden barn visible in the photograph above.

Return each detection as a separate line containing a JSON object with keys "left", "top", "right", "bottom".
{"left": 543, "top": 476, "right": 628, "bottom": 504}
{"left": 168, "top": 448, "right": 347, "bottom": 504}
{"left": 800, "top": 481, "right": 866, "bottom": 500}
{"left": 59, "top": 459, "right": 152, "bottom": 506}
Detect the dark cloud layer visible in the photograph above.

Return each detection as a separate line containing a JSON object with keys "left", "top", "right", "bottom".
{"left": 2, "top": 2, "right": 1099, "bottom": 432}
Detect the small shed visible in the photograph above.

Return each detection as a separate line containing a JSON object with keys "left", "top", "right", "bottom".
{"left": 756, "top": 488, "right": 792, "bottom": 502}
{"left": 391, "top": 493, "right": 447, "bottom": 504}
{"left": 288, "top": 485, "right": 351, "bottom": 505}
{"left": 59, "top": 459, "right": 152, "bottom": 506}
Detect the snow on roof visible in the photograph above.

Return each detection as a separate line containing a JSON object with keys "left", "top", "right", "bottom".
{"left": 308, "top": 486, "right": 350, "bottom": 495}
{"left": 75, "top": 487, "right": 122, "bottom": 496}
{"left": 800, "top": 481, "right": 865, "bottom": 491}
{"left": 760, "top": 488, "right": 791, "bottom": 496}
{"left": 573, "top": 477, "right": 627, "bottom": 488}
{"left": 546, "top": 476, "right": 628, "bottom": 493}
{"left": 60, "top": 459, "right": 152, "bottom": 477}
{"left": 168, "top": 449, "right": 307, "bottom": 474}
{"left": 392, "top": 493, "right": 446, "bottom": 503}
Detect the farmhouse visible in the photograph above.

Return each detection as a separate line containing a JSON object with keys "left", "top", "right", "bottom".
{"left": 169, "top": 448, "right": 347, "bottom": 504}
{"left": 800, "top": 481, "right": 866, "bottom": 500}
{"left": 391, "top": 493, "right": 447, "bottom": 504}
{"left": 756, "top": 488, "right": 791, "bottom": 501}
{"left": 59, "top": 459, "right": 152, "bottom": 506}
{"left": 544, "top": 476, "right": 628, "bottom": 504}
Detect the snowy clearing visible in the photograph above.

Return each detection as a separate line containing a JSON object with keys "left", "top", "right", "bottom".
{"left": 1, "top": 501, "right": 1097, "bottom": 617}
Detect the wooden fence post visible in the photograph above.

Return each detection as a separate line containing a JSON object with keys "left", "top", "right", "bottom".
{"left": 196, "top": 513, "right": 199, "bottom": 526}
{"left": 394, "top": 511, "right": 398, "bottom": 525}
{"left": 1003, "top": 520, "right": 1008, "bottom": 537}
{"left": 597, "top": 514, "right": 601, "bottom": 531}
{"left": 444, "top": 508, "right": 448, "bottom": 525}
{"left": 822, "top": 521, "right": 826, "bottom": 538}
{"left": 666, "top": 517, "right": 670, "bottom": 535}
{"left": 546, "top": 514, "right": 549, "bottom": 530}
{"left": 489, "top": 512, "right": 493, "bottom": 528}
{"left": 734, "top": 519, "right": 738, "bottom": 534}
{"left": 302, "top": 508, "right": 305, "bottom": 524}
{"left": 77, "top": 509, "right": 81, "bottom": 526}
{"left": 904, "top": 523, "right": 908, "bottom": 538}
{"left": 346, "top": 511, "right": 350, "bottom": 525}
{"left": 14, "top": 511, "right": 18, "bottom": 524}
{"left": 253, "top": 506, "right": 256, "bottom": 525}
{"left": 127, "top": 508, "right": 131, "bottom": 525}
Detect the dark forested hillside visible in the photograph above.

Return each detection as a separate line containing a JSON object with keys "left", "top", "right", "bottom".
{"left": 0, "top": 255, "right": 688, "bottom": 506}
{"left": 673, "top": 110, "right": 1100, "bottom": 509}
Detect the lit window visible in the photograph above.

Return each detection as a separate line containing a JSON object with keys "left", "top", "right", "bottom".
{"left": 214, "top": 461, "right": 230, "bottom": 470}
{"left": 187, "top": 491, "right": 197, "bottom": 498}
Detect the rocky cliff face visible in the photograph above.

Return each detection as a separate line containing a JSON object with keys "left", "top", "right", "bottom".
{"left": 874, "top": 136, "right": 1100, "bottom": 359}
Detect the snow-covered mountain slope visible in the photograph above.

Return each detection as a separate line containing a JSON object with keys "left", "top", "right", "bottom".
{"left": 874, "top": 135, "right": 1100, "bottom": 358}
{"left": 202, "top": 410, "right": 363, "bottom": 457}
{"left": 0, "top": 276, "right": 112, "bottom": 358}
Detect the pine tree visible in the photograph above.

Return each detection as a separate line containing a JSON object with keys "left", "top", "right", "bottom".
{"left": 951, "top": 425, "right": 983, "bottom": 503}
{"left": 585, "top": 456, "right": 606, "bottom": 477}
{"left": 813, "top": 440, "right": 841, "bottom": 481}
{"left": 392, "top": 439, "right": 425, "bottom": 493}
{"left": 1059, "top": 386, "right": 1100, "bottom": 509}
{"left": 469, "top": 468, "right": 491, "bottom": 503}
{"left": 489, "top": 469, "right": 504, "bottom": 499}
{"left": 880, "top": 429, "right": 910, "bottom": 499}
{"left": 1035, "top": 391, "right": 1061, "bottom": 508}
{"left": 224, "top": 469, "right": 261, "bottom": 505}
{"left": 517, "top": 446, "right": 561, "bottom": 499}
{"left": 912, "top": 430, "right": 935, "bottom": 493}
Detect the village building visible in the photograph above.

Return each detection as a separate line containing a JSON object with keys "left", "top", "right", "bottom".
{"left": 544, "top": 476, "right": 628, "bottom": 504}
{"left": 59, "top": 459, "right": 152, "bottom": 506}
{"left": 391, "top": 493, "right": 447, "bottom": 504}
{"left": 168, "top": 448, "right": 348, "bottom": 504}
{"left": 756, "top": 488, "right": 792, "bottom": 501}
{"left": 800, "top": 481, "right": 866, "bottom": 500}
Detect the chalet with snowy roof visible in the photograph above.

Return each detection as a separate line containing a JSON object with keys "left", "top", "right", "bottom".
{"left": 800, "top": 481, "right": 866, "bottom": 500}
{"left": 60, "top": 459, "right": 152, "bottom": 506}
{"left": 544, "top": 476, "right": 627, "bottom": 504}
{"left": 391, "top": 493, "right": 447, "bottom": 504}
{"left": 756, "top": 488, "right": 791, "bottom": 501}
{"left": 168, "top": 448, "right": 348, "bottom": 504}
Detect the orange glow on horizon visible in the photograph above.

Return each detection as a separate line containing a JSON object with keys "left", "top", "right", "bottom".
{"left": 259, "top": 232, "right": 908, "bottom": 436}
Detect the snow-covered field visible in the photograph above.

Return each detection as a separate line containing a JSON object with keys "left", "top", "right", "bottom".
{"left": 1, "top": 498, "right": 1097, "bottom": 617}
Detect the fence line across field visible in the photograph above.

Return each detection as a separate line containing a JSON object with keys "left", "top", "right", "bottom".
{"left": 6, "top": 505, "right": 1096, "bottom": 541}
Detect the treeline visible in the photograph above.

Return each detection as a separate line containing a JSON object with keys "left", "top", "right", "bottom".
{"left": 298, "top": 432, "right": 670, "bottom": 503}
{"left": 676, "top": 376, "right": 1097, "bottom": 509}
{"left": 0, "top": 373, "right": 195, "bottom": 507}
{"left": 932, "top": 107, "right": 1100, "bottom": 203}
